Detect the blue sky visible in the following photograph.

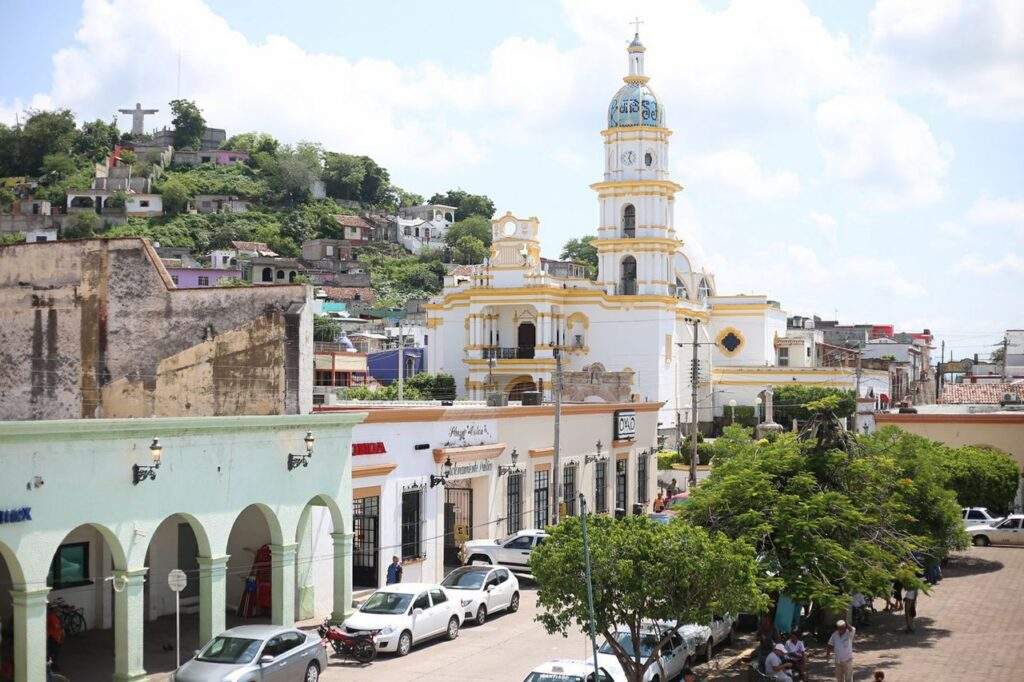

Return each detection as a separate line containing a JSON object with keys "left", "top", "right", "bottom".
{"left": 2, "top": 0, "right": 1021, "bottom": 360}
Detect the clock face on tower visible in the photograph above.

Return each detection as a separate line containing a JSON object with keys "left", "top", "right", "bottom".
{"left": 620, "top": 150, "right": 637, "bottom": 166}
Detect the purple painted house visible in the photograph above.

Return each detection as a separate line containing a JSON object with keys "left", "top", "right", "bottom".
{"left": 165, "top": 267, "right": 243, "bottom": 288}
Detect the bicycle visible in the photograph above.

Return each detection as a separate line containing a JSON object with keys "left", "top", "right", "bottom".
{"left": 50, "top": 598, "right": 86, "bottom": 636}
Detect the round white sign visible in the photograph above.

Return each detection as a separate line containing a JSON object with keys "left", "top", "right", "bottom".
{"left": 167, "top": 568, "right": 188, "bottom": 593}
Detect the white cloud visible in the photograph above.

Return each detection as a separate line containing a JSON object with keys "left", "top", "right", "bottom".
{"left": 839, "top": 256, "right": 928, "bottom": 298}
{"left": 967, "top": 196, "right": 1024, "bottom": 226}
{"left": 809, "top": 211, "right": 838, "bottom": 242}
{"left": 815, "top": 93, "right": 952, "bottom": 208}
{"left": 688, "top": 149, "right": 801, "bottom": 200}
{"left": 870, "top": 0, "right": 1024, "bottom": 119}
{"left": 955, "top": 253, "right": 1024, "bottom": 275}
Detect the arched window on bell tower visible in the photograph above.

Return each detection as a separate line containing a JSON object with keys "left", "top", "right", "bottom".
{"left": 622, "top": 204, "right": 636, "bottom": 238}
{"left": 620, "top": 256, "right": 637, "bottom": 295}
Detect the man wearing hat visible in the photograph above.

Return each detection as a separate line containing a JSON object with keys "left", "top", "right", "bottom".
{"left": 764, "top": 641, "right": 794, "bottom": 681}
{"left": 826, "top": 619, "right": 857, "bottom": 682}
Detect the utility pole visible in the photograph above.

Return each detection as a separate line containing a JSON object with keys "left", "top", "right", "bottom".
{"left": 551, "top": 348, "right": 563, "bottom": 525}
{"left": 579, "top": 494, "right": 599, "bottom": 674}
{"left": 854, "top": 348, "right": 863, "bottom": 397}
{"left": 397, "top": 321, "right": 405, "bottom": 401}
{"left": 689, "top": 319, "right": 700, "bottom": 488}
{"left": 937, "top": 339, "right": 945, "bottom": 398}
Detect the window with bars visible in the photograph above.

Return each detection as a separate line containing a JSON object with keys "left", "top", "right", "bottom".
{"left": 563, "top": 464, "right": 578, "bottom": 516}
{"left": 615, "top": 459, "right": 628, "bottom": 513}
{"left": 401, "top": 489, "right": 422, "bottom": 559}
{"left": 534, "top": 470, "right": 549, "bottom": 528}
{"left": 595, "top": 461, "right": 608, "bottom": 513}
{"left": 507, "top": 473, "right": 523, "bottom": 534}
{"left": 637, "top": 453, "right": 649, "bottom": 504}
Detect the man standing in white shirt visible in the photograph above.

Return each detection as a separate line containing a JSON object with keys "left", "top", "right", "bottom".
{"left": 826, "top": 620, "right": 856, "bottom": 682}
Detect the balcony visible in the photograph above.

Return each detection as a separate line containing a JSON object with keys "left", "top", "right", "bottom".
{"left": 482, "top": 346, "right": 536, "bottom": 360}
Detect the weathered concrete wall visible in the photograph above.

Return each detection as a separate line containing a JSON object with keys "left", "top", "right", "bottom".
{"left": 0, "top": 238, "right": 313, "bottom": 419}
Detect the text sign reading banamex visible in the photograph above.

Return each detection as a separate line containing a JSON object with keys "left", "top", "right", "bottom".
{"left": 614, "top": 410, "right": 637, "bottom": 440}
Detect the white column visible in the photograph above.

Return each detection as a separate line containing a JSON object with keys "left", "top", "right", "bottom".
{"left": 113, "top": 568, "right": 148, "bottom": 682}
{"left": 270, "top": 543, "right": 297, "bottom": 626}
{"left": 331, "top": 532, "right": 355, "bottom": 622}
{"left": 11, "top": 586, "right": 48, "bottom": 682}
{"left": 197, "top": 555, "right": 229, "bottom": 645}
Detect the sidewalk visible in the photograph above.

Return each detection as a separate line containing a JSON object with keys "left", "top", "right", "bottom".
{"left": 707, "top": 546, "right": 1024, "bottom": 681}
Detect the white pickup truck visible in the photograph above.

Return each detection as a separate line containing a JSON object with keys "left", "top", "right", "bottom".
{"left": 458, "top": 529, "right": 549, "bottom": 571}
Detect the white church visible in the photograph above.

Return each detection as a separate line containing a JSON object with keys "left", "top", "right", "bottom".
{"left": 425, "top": 33, "right": 887, "bottom": 436}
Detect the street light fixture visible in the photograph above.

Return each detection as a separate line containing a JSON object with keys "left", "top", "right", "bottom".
{"left": 498, "top": 448, "right": 522, "bottom": 477}
{"left": 431, "top": 456, "right": 454, "bottom": 488}
{"left": 287, "top": 431, "right": 316, "bottom": 471}
{"left": 728, "top": 399, "right": 737, "bottom": 425}
{"left": 132, "top": 438, "right": 162, "bottom": 485}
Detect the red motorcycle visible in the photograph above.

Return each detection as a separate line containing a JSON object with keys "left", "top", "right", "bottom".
{"left": 317, "top": 619, "right": 378, "bottom": 663}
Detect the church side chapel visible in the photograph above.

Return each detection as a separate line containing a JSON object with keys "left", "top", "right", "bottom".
{"left": 425, "top": 31, "right": 872, "bottom": 437}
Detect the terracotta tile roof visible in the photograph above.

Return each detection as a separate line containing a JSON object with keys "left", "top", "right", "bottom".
{"left": 939, "top": 383, "right": 1024, "bottom": 404}
{"left": 322, "top": 286, "right": 377, "bottom": 303}
{"left": 448, "top": 264, "right": 480, "bottom": 276}
{"left": 333, "top": 215, "right": 373, "bottom": 229}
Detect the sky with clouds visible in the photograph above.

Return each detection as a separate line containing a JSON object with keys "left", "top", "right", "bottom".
{"left": 1, "top": 0, "right": 1021, "bottom": 360}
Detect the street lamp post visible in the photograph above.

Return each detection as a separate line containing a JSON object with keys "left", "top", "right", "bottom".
{"left": 728, "top": 399, "right": 737, "bottom": 425}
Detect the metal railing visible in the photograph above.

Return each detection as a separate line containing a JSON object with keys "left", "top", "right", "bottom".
{"left": 482, "top": 346, "right": 536, "bottom": 360}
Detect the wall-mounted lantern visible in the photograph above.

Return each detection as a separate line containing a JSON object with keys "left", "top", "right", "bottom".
{"left": 132, "top": 438, "right": 162, "bottom": 485}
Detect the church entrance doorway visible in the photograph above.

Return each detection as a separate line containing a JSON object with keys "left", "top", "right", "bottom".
{"left": 517, "top": 322, "right": 536, "bottom": 359}
{"left": 507, "top": 377, "right": 538, "bottom": 402}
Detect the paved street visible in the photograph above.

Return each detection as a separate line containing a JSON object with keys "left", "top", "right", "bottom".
{"left": 320, "top": 546, "right": 1024, "bottom": 681}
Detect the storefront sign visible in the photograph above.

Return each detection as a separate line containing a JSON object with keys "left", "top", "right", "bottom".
{"left": 352, "top": 442, "right": 387, "bottom": 456}
{"left": 614, "top": 410, "right": 637, "bottom": 440}
{"left": 446, "top": 423, "right": 493, "bottom": 447}
{"left": 0, "top": 506, "right": 31, "bottom": 523}
{"left": 449, "top": 460, "right": 494, "bottom": 479}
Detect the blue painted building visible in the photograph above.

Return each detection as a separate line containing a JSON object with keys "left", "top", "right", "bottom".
{"left": 367, "top": 348, "right": 424, "bottom": 385}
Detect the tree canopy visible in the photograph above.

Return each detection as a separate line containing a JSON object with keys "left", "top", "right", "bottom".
{"left": 531, "top": 514, "right": 765, "bottom": 682}
{"left": 322, "top": 152, "right": 391, "bottom": 206}
{"left": 428, "top": 189, "right": 495, "bottom": 221}
{"left": 169, "top": 99, "right": 206, "bottom": 149}
{"left": 444, "top": 215, "right": 492, "bottom": 264}
{"left": 221, "top": 131, "right": 279, "bottom": 156}
{"left": 772, "top": 385, "right": 856, "bottom": 426}
{"left": 561, "top": 235, "right": 598, "bottom": 279}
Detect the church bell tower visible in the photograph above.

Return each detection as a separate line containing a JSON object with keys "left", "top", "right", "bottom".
{"left": 592, "top": 32, "right": 682, "bottom": 297}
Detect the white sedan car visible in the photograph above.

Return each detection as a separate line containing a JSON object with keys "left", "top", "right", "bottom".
{"left": 341, "top": 582, "right": 462, "bottom": 656}
{"left": 679, "top": 614, "right": 736, "bottom": 661}
{"left": 441, "top": 565, "right": 521, "bottom": 625}
{"left": 963, "top": 506, "right": 1004, "bottom": 529}
{"left": 597, "top": 624, "right": 696, "bottom": 682}
{"left": 968, "top": 514, "right": 1024, "bottom": 546}
{"left": 523, "top": 659, "right": 615, "bottom": 682}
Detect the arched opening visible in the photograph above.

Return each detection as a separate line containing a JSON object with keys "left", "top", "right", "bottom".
{"left": 517, "top": 322, "right": 536, "bottom": 359}
{"left": 226, "top": 504, "right": 282, "bottom": 625}
{"left": 288, "top": 271, "right": 296, "bottom": 283}
{"left": 620, "top": 256, "right": 637, "bottom": 295}
{"left": 675, "top": 277, "right": 688, "bottom": 299}
{"left": 0, "top": 541, "right": 24, "bottom": 679}
{"left": 44, "top": 523, "right": 126, "bottom": 678}
{"left": 260, "top": 267, "right": 272, "bottom": 282}
{"left": 507, "top": 376, "right": 538, "bottom": 402}
{"left": 275, "top": 270, "right": 285, "bottom": 280}
{"left": 142, "top": 514, "right": 210, "bottom": 676}
{"left": 294, "top": 495, "right": 345, "bottom": 622}
{"left": 622, "top": 204, "right": 636, "bottom": 238}
{"left": 68, "top": 195, "right": 96, "bottom": 212}
{"left": 698, "top": 277, "right": 711, "bottom": 302}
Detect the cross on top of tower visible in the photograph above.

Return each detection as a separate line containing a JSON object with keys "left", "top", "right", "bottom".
{"left": 630, "top": 16, "right": 644, "bottom": 34}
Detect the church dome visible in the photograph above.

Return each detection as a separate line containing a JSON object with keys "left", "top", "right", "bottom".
{"left": 607, "top": 82, "right": 663, "bottom": 128}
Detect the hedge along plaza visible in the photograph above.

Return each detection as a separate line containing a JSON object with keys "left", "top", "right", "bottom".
{"left": 0, "top": 412, "right": 362, "bottom": 682}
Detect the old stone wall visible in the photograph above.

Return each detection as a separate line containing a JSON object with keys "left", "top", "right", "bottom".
{"left": 0, "top": 238, "right": 312, "bottom": 419}
{"left": 561, "top": 362, "right": 635, "bottom": 403}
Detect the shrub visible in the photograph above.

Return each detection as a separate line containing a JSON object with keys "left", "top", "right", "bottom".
{"left": 727, "top": 405, "right": 758, "bottom": 428}
{"left": 680, "top": 442, "right": 716, "bottom": 466}
{"left": 944, "top": 445, "right": 1020, "bottom": 515}
{"left": 656, "top": 449, "right": 679, "bottom": 470}
{"left": 773, "top": 386, "right": 855, "bottom": 425}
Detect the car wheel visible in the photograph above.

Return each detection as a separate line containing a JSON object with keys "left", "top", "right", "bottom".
{"left": 469, "top": 554, "right": 492, "bottom": 566}
{"left": 446, "top": 616, "right": 460, "bottom": 640}
{"left": 305, "top": 662, "right": 320, "bottom": 682}
{"left": 509, "top": 591, "right": 520, "bottom": 612}
{"left": 973, "top": 535, "right": 990, "bottom": 547}
{"left": 705, "top": 637, "right": 715, "bottom": 662}
{"left": 475, "top": 605, "right": 487, "bottom": 625}
{"left": 397, "top": 630, "right": 413, "bottom": 657}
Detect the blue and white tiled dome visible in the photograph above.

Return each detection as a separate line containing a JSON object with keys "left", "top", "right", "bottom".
{"left": 607, "top": 82, "right": 663, "bottom": 128}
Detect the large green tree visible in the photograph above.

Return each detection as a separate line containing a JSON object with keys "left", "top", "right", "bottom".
{"left": 74, "top": 118, "right": 120, "bottom": 162}
{"left": 16, "top": 109, "right": 79, "bottom": 176}
{"left": 444, "top": 215, "right": 492, "bottom": 248}
{"left": 944, "top": 445, "right": 1020, "bottom": 514}
{"left": 772, "top": 385, "right": 856, "bottom": 427}
{"left": 449, "top": 234, "right": 488, "bottom": 264}
{"left": 265, "top": 143, "right": 322, "bottom": 205}
{"left": 322, "top": 152, "right": 391, "bottom": 205}
{"left": 221, "top": 131, "right": 279, "bottom": 156}
{"left": 561, "top": 235, "right": 598, "bottom": 279}
{"left": 684, "top": 408, "right": 948, "bottom": 612}
{"left": 169, "top": 99, "right": 206, "bottom": 150}
{"left": 428, "top": 189, "right": 495, "bottom": 221}
{"left": 531, "top": 514, "right": 765, "bottom": 682}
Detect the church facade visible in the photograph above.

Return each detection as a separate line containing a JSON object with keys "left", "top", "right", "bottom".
{"left": 425, "top": 33, "right": 882, "bottom": 435}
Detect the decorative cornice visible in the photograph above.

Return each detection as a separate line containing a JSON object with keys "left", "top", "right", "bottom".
{"left": 353, "top": 463, "right": 398, "bottom": 479}
{"left": 433, "top": 443, "right": 507, "bottom": 464}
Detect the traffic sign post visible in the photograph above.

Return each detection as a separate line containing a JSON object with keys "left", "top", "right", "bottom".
{"left": 167, "top": 569, "right": 188, "bottom": 670}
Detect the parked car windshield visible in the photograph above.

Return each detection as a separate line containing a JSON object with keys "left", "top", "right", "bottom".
{"left": 599, "top": 631, "right": 659, "bottom": 659}
{"left": 196, "top": 635, "right": 262, "bottom": 663}
{"left": 442, "top": 569, "right": 488, "bottom": 590}
{"left": 360, "top": 591, "right": 414, "bottom": 615}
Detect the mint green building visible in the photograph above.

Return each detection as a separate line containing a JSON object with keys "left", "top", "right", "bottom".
{"left": 0, "top": 412, "right": 362, "bottom": 681}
